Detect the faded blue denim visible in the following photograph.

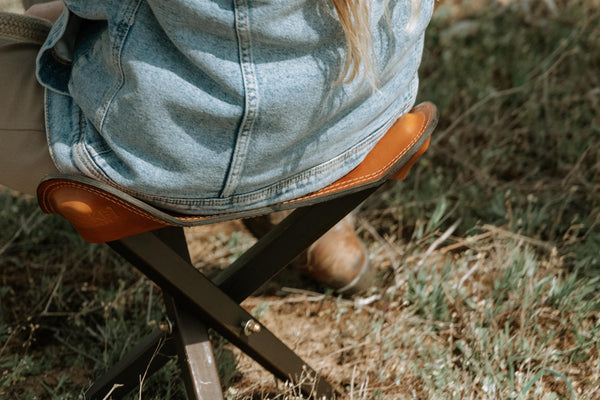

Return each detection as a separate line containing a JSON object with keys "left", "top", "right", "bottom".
{"left": 36, "top": 0, "right": 434, "bottom": 214}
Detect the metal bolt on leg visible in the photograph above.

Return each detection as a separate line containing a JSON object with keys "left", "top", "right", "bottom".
{"left": 242, "top": 319, "right": 261, "bottom": 336}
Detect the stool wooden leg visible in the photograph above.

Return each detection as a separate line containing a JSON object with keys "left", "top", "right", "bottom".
{"left": 165, "top": 294, "right": 224, "bottom": 400}
{"left": 108, "top": 189, "right": 376, "bottom": 398}
{"left": 157, "top": 228, "right": 224, "bottom": 399}
{"left": 88, "top": 227, "right": 224, "bottom": 400}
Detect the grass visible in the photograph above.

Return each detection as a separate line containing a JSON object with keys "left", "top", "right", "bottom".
{"left": 1, "top": 0, "right": 599, "bottom": 399}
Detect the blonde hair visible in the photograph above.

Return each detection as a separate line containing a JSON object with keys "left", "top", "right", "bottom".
{"left": 332, "top": 0, "right": 376, "bottom": 85}
{"left": 333, "top": 0, "right": 420, "bottom": 85}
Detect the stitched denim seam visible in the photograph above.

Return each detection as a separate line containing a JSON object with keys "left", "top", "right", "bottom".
{"left": 74, "top": 112, "right": 111, "bottom": 182}
{"left": 44, "top": 90, "right": 58, "bottom": 170}
{"left": 220, "top": 0, "right": 259, "bottom": 198}
{"left": 96, "top": 0, "right": 142, "bottom": 132}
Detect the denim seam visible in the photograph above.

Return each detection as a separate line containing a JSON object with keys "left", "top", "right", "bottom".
{"left": 96, "top": 0, "right": 143, "bottom": 132}
{"left": 74, "top": 111, "right": 110, "bottom": 182}
{"left": 99, "top": 142, "right": 365, "bottom": 210}
{"left": 66, "top": 89, "right": 414, "bottom": 212}
{"left": 220, "top": 0, "right": 259, "bottom": 198}
{"left": 44, "top": 89, "right": 60, "bottom": 171}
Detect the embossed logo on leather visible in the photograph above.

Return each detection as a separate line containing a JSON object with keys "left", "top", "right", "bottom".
{"left": 91, "top": 206, "right": 120, "bottom": 225}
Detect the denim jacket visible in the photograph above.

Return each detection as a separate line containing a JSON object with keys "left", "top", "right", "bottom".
{"left": 36, "top": 0, "right": 433, "bottom": 214}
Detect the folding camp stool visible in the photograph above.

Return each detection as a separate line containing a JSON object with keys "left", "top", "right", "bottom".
{"left": 36, "top": 102, "right": 438, "bottom": 399}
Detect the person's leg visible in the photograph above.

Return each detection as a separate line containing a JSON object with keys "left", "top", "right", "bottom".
{"left": 0, "top": 13, "right": 59, "bottom": 196}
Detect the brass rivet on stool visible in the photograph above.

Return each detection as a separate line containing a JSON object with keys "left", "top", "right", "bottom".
{"left": 242, "top": 319, "right": 261, "bottom": 336}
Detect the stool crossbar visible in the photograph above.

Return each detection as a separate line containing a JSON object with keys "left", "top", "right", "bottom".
{"left": 37, "top": 102, "right": 438, "bottom": 399}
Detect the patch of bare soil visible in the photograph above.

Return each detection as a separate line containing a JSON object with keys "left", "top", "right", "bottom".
{"left": 226, "top": 294, "right": 416, "bottom": 399}
{"left": 185, "top": 220, "right": 251, "bottom": 273}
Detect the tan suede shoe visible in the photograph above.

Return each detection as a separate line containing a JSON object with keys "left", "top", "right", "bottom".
{"left": 302, "top": 215, "right": 373, "bottom": 294}
{"left": 243, "top": 213, "right": 374, "bottom": 294}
